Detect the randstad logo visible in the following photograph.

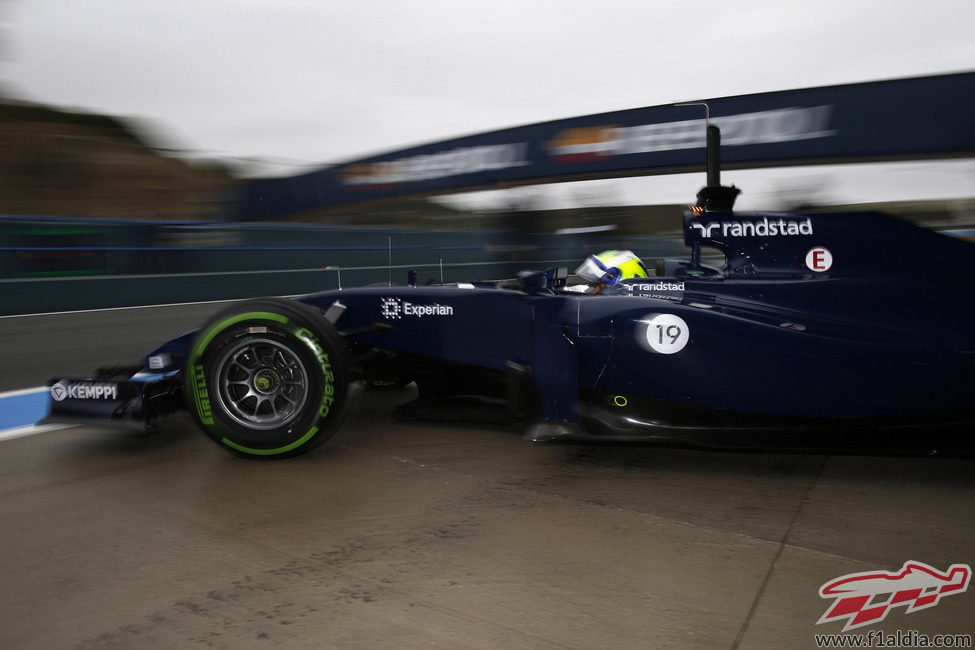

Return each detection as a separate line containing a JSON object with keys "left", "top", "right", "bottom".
{"left": 691, "top": 217, "right": 813, "bottom": 239}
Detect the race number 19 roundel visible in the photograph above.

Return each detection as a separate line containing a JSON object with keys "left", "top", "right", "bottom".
{"left": 644, "top": 314, "right": 690, "bottom": 354}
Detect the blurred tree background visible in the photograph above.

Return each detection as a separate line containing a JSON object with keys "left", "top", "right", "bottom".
{"left": 0, "top": 100, "right": 235, "bottom": 220}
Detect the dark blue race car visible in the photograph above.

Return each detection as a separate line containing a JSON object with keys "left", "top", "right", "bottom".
{"left": 44, "top": 128, "right": 975, "bottom": 458}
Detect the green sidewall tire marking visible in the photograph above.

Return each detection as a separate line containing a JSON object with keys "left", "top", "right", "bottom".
{"left": 188, "top": 309, "right": 337, "bottom": 457}
{"left": 221, "top": 425, "right": 319, "bottom": 456}
{"left": 191, "top": 311, "right": 288, "bottom": 358}
{"left": 188, "top": 311, "right": 289, "bottom": 428}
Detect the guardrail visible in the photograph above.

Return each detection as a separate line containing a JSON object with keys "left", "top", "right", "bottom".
{"left": 0, "top": 258, "right": 585, "bottom": 315}
{"left": 0, "top": 215, "right": 688, "bottom": 314}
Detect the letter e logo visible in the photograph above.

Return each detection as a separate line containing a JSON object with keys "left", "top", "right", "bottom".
{"left": 805, "top": 247, "right": 833, "bottom": 273}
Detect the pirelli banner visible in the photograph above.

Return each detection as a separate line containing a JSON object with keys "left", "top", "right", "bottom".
{"left": 239, "top": 72, "right": 975, "bottom": 220}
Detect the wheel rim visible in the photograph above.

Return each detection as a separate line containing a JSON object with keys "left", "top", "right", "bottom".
{"left": 214, "top": 336, "right": 310, "bottom": 430}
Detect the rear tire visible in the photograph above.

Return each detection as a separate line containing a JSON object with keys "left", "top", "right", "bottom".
{"left": 184, "top": 298, "right": 350, "bottom": 458}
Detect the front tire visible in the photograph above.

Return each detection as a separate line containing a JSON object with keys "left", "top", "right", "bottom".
{"left": 184, "top": 298, "right": 350, "bottom": 458}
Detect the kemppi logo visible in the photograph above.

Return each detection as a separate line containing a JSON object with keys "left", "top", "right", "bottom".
{"left": 50, "top": 381, "right": 118, "bottom": 401}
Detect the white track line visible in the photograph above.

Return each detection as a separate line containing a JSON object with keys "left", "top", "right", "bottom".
{"left": 0, "top": 423, "right": 73, "bottom": 442}
{"left": 0, "top": 386, "right": 49, "bottom": 398}
{"left": 0, "top": 298, "right": 243, "bottom": 320}
{"left": 0, "top": 386, "right": 67, "bottom": 441}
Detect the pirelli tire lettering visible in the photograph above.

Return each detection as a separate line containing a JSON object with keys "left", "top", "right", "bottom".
{"left": 183, "top": 298, "right": 350, "bottom": 459}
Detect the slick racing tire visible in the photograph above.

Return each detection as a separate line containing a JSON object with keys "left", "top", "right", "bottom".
{"left": 184, "top": 298, "right": 350, "bottom": 459}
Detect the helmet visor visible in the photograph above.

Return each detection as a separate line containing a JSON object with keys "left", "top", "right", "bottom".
{"left": 575, "top": 255, "right": 609, "bottom": 283}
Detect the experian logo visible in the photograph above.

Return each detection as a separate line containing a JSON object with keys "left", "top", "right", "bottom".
{"left": 691, "top": 217, "right": 813, "bottom": 239}
{"left": 380, "top": 297, "right": 455, "bottom": 320}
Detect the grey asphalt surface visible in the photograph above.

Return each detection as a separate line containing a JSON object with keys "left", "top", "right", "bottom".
{"left": 1, "top": 304, "right": 973, "bottom": 649}
{"left": 0, "top": 302, "right": 228, "bottom": 392}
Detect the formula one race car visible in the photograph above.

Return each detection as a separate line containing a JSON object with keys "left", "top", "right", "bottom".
{"left": 43, "top": 127, "right": 975, "bottom": 458}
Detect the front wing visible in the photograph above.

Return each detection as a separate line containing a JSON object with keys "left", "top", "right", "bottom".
{"left": 40, "top": 374, "right": 183, "bottom": 431}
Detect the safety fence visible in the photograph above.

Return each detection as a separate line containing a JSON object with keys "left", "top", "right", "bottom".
{"left": 0, "top": 215, "right": 687, "bottom": 314}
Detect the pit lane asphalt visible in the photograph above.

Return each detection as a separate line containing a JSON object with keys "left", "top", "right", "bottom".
{"left": 1, "top": 304, "right": 974, "bottom": 649}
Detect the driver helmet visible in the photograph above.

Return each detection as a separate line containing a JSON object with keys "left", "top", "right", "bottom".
{"left": 575, "top": 249, "right": 648, "bottom": 286}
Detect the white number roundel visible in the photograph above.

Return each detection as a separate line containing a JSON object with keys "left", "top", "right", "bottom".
{"left": 805, "top": 247, "right": 833, "bottom": 272}
{"left": 644, "top": 314, "right": 690, "bottom": 354}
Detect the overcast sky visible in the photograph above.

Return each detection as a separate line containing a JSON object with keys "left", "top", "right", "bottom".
{"left": 1, "top": 0, "right": 973, "bottom": 210}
